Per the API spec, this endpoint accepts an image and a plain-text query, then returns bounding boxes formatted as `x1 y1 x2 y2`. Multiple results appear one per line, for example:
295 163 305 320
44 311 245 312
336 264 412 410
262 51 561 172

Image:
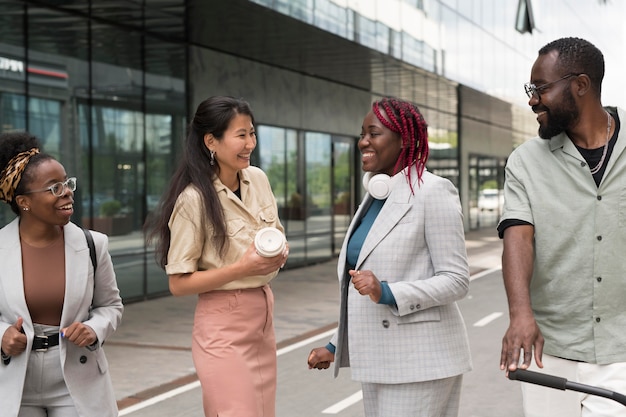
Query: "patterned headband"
0 148 40 203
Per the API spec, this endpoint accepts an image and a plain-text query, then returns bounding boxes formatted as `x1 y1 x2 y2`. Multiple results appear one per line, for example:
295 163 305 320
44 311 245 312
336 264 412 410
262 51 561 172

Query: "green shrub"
100 200 122 217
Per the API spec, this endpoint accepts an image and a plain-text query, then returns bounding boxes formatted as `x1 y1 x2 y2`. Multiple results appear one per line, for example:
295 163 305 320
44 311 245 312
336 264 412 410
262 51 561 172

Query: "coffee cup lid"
254 227 285 257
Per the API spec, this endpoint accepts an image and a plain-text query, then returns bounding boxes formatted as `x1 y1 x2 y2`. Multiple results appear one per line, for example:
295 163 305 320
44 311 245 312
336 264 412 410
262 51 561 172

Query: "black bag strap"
82 228 98 272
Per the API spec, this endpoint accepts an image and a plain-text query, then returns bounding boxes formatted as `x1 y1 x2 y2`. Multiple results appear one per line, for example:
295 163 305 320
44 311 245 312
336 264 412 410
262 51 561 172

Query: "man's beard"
537 89 579 139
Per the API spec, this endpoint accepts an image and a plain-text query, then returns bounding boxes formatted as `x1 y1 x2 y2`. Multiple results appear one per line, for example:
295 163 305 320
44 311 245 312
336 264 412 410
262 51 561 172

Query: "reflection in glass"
28 98 61 154
1 93 26 134
332 139 353 255
424 109 459 187
257 127 356 266
0 1 186 301
305 132 332 263
257 125 304 266
468 155 504 230
144 35 187 295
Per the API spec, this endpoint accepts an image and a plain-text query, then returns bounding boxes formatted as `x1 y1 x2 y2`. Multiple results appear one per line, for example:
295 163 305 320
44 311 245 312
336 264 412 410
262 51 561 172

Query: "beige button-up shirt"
165 166 284 290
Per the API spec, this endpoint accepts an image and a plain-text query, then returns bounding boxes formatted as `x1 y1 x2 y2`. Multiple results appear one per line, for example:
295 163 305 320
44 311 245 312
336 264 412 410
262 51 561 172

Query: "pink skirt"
192 285 276 417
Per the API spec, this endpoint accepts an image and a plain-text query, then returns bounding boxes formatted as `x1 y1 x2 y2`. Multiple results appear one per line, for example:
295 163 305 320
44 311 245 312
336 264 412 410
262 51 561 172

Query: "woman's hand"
307 346 334 370
349 269 382 303
1 317 27 356
61 323 98 348
239 242 289 277
169 242 290 296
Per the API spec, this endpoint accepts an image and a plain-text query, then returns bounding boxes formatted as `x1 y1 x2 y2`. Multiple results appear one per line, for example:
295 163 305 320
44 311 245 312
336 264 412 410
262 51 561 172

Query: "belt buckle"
34 335 49 352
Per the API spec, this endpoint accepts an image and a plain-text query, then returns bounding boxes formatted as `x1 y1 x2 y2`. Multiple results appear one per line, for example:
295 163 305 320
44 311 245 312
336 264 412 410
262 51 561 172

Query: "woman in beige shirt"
145 96 288 417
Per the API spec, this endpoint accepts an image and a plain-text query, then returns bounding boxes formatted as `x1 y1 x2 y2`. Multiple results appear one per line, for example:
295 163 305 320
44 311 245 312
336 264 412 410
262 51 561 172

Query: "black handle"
508 369 567 390
509 368 626 407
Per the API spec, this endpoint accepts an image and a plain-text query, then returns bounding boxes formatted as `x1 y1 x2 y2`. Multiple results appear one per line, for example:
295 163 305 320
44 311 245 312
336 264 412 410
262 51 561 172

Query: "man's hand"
500 313 544 372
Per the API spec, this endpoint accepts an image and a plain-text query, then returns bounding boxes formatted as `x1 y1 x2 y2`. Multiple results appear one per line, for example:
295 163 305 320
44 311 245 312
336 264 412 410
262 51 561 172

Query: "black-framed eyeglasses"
24 177 77 197
524 73 582 99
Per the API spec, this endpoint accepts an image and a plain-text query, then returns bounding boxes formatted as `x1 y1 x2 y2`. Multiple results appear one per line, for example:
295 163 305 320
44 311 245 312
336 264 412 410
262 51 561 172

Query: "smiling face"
529 51 580 139
359 109 402 176
206 112 256 186
16 159 74 227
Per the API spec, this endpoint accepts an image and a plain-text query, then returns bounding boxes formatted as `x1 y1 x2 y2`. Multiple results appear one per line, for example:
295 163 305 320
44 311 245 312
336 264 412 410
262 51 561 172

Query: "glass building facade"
1 0 623 301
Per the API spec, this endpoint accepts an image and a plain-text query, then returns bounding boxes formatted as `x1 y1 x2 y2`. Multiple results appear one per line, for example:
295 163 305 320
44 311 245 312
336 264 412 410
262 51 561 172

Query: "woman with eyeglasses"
0 132 123 417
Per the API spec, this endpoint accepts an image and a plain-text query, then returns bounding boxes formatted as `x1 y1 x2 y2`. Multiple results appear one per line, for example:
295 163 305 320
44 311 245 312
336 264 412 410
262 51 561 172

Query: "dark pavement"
105 227 503 412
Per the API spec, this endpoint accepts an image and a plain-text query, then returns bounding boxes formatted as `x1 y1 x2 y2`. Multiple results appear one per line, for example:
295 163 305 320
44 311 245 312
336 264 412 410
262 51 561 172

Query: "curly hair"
0 132 54 214
371 97 430 193
539 37 604 98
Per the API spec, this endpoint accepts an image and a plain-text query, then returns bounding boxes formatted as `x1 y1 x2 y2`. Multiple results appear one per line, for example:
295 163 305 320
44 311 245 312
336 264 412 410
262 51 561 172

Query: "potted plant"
333 191 351 214
88 199 132 236
285 191 305 220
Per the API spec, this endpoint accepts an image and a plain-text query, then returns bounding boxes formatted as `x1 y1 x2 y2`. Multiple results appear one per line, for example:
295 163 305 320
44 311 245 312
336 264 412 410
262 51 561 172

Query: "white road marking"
322 391 363 414
118 381 201 416
120 267 499 415
120 328 337 415
276 328 336 356
473 312 503 327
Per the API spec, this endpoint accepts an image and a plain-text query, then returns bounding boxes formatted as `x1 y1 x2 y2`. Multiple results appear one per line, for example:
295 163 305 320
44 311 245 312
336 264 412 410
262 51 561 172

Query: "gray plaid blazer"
330 168 473 383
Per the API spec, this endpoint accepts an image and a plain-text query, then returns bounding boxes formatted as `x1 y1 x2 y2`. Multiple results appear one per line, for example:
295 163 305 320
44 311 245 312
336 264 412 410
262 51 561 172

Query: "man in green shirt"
498 37 626 416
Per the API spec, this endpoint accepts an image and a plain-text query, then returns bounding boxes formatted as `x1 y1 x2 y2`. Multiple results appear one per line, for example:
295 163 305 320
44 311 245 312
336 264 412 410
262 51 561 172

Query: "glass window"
256 125 302 266
276 0 313 23
143 35 187 294
314 0 351 39
0 0 25 225
0 94 62 177
78 103 144 313
402 33 425 70
257 126 356 266
468 155 504 230
305 132 332 263
332 138 354 254
355 14 381 51
25 5 89 224
28 98 61 153
1 93 26 133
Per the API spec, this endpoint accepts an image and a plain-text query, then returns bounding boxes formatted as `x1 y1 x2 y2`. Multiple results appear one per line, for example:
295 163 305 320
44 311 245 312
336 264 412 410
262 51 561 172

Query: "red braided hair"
371 97 429 193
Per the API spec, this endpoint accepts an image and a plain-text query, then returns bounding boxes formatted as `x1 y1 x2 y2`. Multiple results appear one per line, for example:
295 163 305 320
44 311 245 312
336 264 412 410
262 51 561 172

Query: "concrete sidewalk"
106 227 503 410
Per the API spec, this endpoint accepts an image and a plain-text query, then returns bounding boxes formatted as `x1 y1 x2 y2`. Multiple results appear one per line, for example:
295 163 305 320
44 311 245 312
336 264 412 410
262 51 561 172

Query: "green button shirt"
499 107 626 364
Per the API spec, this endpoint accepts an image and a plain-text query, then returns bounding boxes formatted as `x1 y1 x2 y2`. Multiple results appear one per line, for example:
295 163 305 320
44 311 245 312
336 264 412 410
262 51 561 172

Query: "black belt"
32 334 60 352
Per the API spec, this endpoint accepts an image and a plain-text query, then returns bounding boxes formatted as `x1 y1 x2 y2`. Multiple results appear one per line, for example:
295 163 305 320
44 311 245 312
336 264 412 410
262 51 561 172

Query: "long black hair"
144 96 255 269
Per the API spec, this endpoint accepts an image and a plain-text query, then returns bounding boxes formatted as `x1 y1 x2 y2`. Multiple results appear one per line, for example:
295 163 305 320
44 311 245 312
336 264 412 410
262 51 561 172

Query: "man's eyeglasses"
524 73 581 99
24 177 77 197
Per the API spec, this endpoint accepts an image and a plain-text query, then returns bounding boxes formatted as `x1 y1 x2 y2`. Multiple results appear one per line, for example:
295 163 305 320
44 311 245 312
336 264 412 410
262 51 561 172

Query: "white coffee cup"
254 227 286 257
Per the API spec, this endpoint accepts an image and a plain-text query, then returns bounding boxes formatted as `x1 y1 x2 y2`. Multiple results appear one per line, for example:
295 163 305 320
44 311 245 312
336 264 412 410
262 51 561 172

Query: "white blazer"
330 168 473 383
0 218 123 417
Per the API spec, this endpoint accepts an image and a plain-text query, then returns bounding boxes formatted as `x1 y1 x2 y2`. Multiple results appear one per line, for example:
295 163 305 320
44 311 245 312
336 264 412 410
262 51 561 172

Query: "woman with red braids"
307 97 472 417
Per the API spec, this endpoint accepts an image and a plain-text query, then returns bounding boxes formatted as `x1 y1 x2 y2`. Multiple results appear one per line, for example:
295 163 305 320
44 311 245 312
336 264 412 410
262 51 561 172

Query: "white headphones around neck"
362 172 392 199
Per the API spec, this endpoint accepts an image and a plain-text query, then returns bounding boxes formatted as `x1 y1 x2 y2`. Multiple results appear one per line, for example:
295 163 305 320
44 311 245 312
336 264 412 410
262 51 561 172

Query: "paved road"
106 227 512 416
112 270 524 417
